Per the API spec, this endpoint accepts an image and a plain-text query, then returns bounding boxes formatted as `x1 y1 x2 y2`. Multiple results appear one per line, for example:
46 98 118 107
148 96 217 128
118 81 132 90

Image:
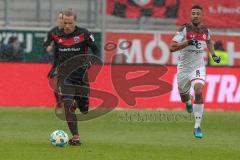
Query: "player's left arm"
43 30 54 53
206 39 215 56
85 31 100 55
85 30 100 67
206 30 221 63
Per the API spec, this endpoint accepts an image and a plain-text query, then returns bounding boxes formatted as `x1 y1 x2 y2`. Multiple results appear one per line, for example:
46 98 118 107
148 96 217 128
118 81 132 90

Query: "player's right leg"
177 73 193 113
48 67 63 110
57 76 81 146
179 92 193 113
74 72 90 114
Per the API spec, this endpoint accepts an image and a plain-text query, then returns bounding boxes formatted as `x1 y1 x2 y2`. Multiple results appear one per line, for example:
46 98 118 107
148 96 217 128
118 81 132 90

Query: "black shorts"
57 71 89 100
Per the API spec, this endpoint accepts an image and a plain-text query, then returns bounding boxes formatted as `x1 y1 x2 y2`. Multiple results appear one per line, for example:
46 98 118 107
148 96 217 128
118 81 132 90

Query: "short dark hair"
191 5 203 10
63 8 77 20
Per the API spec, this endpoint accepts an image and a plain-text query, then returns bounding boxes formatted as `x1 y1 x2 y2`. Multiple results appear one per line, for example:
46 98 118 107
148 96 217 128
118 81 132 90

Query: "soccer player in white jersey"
169 5 221 138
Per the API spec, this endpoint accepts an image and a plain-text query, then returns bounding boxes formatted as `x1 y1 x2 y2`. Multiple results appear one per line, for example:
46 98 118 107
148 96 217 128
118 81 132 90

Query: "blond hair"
63 8 77 20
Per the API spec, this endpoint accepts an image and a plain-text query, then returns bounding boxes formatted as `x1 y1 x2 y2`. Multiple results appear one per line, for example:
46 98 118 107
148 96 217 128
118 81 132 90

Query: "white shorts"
177 67 206 94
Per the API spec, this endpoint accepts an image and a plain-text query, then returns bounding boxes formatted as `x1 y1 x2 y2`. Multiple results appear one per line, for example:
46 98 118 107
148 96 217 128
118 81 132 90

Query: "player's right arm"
43 29 54 53
170 41 188 52
170 25 198 52
169 26 187 52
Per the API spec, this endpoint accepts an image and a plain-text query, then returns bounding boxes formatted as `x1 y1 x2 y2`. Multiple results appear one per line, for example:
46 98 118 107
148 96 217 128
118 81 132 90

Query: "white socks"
193 103 204 128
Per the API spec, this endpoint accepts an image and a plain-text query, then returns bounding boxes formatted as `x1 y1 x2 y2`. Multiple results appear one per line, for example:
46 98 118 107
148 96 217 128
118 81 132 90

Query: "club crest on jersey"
74 36 80 43
203 34 207 40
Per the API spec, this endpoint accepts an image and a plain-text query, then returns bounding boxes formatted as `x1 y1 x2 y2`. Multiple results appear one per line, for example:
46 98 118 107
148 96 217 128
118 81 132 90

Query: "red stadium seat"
165 0 177 7
107 0 178 19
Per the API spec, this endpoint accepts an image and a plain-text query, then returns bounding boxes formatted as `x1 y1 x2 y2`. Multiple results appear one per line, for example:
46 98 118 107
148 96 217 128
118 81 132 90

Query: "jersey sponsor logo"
59 48 81 52
185 50 204 54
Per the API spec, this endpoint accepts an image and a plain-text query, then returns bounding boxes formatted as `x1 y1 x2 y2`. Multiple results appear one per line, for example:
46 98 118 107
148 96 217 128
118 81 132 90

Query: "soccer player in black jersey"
47 9 100 146
43 11 64 109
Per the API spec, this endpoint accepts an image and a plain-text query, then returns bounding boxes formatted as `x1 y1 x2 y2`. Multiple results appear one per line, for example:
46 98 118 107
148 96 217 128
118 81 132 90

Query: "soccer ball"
49 130 69 147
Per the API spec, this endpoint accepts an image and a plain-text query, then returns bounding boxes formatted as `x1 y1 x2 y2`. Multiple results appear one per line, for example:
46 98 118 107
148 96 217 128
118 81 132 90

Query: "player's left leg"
49 76 64 114
192 80 205 139
191 67 206 138
74 72 89 114
177 72 193 113
48 67 63 109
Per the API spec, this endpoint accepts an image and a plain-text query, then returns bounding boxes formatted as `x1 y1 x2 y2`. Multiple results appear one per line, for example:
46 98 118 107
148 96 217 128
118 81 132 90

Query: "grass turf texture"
0 107 240 160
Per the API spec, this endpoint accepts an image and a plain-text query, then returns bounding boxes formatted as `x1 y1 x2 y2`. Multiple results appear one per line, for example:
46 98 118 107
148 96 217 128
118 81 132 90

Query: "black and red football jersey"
44 26 99 83
50 26 99 65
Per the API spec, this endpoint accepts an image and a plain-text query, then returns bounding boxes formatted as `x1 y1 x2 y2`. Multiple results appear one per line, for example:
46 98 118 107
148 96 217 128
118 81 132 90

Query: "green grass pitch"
0 107 240 160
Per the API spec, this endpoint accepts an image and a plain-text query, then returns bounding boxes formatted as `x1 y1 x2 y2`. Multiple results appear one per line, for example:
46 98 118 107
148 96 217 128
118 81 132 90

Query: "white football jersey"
172 23 211 73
